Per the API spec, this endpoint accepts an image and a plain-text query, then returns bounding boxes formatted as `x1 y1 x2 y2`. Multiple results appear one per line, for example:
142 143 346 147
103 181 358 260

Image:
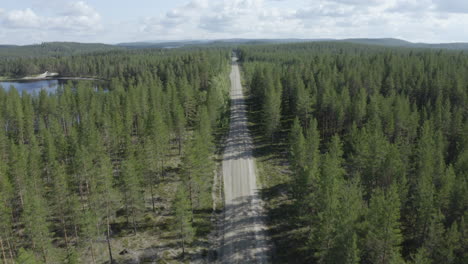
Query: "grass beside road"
241 76 312 264
79 151 214 264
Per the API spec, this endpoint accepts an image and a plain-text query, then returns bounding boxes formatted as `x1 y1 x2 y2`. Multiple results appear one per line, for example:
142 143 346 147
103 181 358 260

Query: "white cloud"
0 1 102 32
328 0 380 6
142 0 300 39
433 0 468 13
295 3 358 19
3 8 41 28
1 0 468 44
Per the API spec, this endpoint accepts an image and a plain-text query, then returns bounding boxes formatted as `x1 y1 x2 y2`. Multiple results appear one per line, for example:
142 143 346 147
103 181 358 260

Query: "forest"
238 42 467 264
0 47 231 263
0 40 467 264
0 42 122 60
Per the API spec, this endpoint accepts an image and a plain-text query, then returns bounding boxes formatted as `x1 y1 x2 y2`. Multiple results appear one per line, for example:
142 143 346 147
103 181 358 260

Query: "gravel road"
219 57 270 263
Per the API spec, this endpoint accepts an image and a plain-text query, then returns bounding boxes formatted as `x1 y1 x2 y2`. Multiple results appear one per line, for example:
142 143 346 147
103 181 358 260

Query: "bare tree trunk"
106 215 114 264
124 191 130 225
61 215 69 249
181 225 185 258
106 207 114 264
188 174 194 223
41 245 48 264
178 136 182 155
74 223 79 244
89 240 96 264
131 207 137 235
6 239 14 261
160 160 165 181
0 237 7 264
150 183 156 212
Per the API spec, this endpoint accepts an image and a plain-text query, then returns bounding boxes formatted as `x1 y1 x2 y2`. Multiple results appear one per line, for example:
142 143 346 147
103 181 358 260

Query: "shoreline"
1 76 106 82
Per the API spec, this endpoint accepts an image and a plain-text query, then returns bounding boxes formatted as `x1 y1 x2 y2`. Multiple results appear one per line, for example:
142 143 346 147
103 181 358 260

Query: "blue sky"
1 0 468 44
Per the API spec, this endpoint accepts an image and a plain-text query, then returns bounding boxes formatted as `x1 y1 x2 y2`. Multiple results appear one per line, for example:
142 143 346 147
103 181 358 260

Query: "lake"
0 79 64 94
0 79 103 95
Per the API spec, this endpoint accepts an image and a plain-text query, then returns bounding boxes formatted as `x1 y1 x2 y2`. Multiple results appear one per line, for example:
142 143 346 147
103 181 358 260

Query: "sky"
1 0 468 45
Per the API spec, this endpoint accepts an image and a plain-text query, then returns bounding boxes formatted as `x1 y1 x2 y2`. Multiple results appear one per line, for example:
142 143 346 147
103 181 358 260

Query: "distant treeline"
0 42 122 59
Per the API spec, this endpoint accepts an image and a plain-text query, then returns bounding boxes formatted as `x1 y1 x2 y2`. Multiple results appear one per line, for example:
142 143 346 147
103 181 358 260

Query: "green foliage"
16 248 41 264
173 185 195 255
240 42 468 263
0 46 229 262
365 185 403 264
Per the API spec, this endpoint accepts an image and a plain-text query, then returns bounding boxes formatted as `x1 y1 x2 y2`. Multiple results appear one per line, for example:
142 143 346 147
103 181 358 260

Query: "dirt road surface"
219 57 270 263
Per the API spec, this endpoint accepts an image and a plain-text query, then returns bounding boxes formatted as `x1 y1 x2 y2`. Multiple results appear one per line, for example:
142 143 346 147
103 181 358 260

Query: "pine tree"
88 155 118 264
289 117 306 175
0 165 14 263
120 154 144 233
295 79 312 127
332 183 362 264
16 248 40 264
458 214 468 264
311 135 346 263
262 72 282 140
289 117 310 217
173 185 195 258
144 108 169 211
305 118 321 188
365 185 403 264
352 87 367 126
8 141 28 210
436 222 460 264
50 163 74 248
412 121 439 247
181 129 214 212
21 188 52 263
172 101 186 155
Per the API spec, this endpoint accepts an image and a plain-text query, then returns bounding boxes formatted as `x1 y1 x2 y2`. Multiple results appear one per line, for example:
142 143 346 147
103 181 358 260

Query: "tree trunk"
106 215 114 264
61 215 69 249
74 223 79 244
41 244 48 264
150 183 156 212
6 239 14 261
89 240 96 264
188 174 194 223
181 225 185 258
124 192 130 225
0 237 7 264
161 160 165 181
178 137 182 155
131 207 137 235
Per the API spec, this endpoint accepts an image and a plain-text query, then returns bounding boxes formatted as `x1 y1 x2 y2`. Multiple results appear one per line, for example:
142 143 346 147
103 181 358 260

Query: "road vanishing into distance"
219 57 270 263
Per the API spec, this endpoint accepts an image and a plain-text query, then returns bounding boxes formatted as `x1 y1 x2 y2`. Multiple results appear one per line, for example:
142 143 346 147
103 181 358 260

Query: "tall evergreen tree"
262 72 282 140
120 154 144 233
173 186 195 257
365 185 403 264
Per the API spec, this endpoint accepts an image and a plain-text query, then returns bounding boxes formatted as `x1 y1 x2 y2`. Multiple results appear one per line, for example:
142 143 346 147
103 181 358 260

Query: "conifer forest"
0 42 467 264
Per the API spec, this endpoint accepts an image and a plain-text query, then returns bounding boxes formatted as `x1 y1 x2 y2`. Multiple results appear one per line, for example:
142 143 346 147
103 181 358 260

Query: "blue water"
0 80 62 95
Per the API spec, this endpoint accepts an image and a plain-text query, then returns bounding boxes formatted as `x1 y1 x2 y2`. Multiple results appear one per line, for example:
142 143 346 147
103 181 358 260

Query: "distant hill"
339 38 414 47
2 38 468 58
116 38 326 49
118 38 468 50
0 42 123 58
339 38 468 50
